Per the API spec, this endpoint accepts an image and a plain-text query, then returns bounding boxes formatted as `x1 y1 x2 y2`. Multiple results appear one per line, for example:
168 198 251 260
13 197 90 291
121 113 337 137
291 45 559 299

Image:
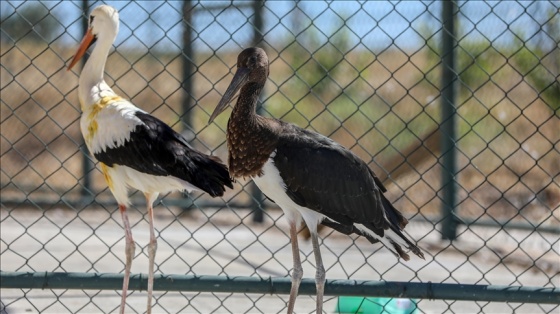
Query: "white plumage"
68 5 232 314
82 100 144 155
252 153 327 235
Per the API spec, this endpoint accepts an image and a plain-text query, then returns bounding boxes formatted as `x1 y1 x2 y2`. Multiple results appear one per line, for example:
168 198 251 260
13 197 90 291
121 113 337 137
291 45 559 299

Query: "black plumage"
274 124 423 258
209 47 423 314
274 125 387 227
95 112 232 197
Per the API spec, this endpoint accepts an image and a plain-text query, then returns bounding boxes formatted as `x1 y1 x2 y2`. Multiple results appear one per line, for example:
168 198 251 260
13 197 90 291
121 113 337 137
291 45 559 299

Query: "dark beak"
67 28 96 71
208 67 250 124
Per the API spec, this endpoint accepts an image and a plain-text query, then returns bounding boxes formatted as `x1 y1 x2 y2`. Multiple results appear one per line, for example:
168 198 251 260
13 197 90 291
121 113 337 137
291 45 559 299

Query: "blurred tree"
285 2 351 97
419 22 503 98
419 8 559 115
511 8 559 114
1 2 61 43
293 27 350 96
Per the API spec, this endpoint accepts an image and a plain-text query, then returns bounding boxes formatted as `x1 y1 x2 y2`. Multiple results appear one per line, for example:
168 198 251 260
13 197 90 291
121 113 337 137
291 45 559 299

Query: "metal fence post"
250 0 265 223
181 0 194 141
440 0 458 240
178 0 196 211
80 0 94 204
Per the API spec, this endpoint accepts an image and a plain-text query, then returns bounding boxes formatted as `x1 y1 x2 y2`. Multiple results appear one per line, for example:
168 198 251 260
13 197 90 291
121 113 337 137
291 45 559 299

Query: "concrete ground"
1 206 558 313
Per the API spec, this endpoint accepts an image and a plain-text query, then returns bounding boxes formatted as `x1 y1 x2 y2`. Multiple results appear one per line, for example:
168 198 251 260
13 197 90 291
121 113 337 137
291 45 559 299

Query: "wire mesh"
1 1 558 313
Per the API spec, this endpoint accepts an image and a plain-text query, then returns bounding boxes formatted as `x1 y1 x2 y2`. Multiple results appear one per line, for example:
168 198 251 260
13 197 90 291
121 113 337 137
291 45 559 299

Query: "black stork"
67 5 233 313
208 47 424 313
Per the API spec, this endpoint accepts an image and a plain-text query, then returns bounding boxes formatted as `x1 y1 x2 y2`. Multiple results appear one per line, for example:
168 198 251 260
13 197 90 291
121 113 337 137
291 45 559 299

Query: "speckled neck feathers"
226 83 279 178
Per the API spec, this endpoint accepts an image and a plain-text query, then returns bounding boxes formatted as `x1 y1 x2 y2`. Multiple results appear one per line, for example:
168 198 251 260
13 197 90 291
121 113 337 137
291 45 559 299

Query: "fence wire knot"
427 281 435 300
41 271 49 290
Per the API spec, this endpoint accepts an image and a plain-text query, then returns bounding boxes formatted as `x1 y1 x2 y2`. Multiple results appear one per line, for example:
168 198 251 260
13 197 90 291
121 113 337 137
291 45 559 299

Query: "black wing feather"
273 124 424 259
94 112 233 197
273 125 388 231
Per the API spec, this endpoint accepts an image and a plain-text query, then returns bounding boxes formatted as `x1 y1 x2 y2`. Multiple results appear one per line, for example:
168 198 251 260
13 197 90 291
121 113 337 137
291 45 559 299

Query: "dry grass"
1 41 558 226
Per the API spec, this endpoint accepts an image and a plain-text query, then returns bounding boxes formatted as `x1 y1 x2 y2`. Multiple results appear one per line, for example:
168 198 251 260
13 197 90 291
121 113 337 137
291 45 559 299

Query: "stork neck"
78 37 114 108
226 81 279 178
230 82 264 126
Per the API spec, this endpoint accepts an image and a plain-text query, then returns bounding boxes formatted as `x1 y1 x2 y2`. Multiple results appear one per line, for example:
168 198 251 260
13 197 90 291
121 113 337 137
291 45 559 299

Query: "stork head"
208 47 269 124
68 5 119 70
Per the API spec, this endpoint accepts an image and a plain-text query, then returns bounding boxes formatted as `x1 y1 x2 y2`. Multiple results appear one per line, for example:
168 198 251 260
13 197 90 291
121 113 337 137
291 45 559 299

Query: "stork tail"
187 154 233 197
381 195 425 260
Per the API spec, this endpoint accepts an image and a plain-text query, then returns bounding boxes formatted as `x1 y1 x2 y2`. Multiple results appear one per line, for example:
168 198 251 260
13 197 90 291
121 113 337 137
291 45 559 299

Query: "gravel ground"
1 206 558 313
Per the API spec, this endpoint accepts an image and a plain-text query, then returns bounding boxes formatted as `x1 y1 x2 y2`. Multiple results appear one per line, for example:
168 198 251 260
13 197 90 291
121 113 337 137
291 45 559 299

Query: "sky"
1 0 557 53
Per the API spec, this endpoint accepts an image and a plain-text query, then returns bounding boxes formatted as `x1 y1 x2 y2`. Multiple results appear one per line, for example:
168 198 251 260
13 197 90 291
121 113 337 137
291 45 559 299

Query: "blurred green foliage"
1 3 62 43
421 10 559 116
511 9 559 114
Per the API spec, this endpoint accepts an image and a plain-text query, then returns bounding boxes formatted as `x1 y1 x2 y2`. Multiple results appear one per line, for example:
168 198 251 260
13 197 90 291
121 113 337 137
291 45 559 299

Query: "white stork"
67 5 233 314
208 47 424 313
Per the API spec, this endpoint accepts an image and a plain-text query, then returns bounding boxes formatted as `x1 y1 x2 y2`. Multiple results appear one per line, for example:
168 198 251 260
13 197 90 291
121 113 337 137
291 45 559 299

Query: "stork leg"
310 230 325 313
119 204 135 314
287 220 303 314
145 193 158 314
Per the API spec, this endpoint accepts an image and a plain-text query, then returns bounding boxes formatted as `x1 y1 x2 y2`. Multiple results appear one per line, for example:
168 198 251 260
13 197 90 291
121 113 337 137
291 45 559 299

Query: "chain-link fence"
1 0 559 313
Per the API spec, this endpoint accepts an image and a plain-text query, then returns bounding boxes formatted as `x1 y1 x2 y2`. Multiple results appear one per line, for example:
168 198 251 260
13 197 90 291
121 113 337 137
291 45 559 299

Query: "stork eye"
248 56 257 66
89 15 95 25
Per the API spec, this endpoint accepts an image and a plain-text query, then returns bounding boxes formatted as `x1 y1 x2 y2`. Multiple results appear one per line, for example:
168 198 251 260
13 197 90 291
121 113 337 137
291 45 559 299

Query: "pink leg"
310 230 325 313
287 220 303 314
119 204 135 314
145 193 158 314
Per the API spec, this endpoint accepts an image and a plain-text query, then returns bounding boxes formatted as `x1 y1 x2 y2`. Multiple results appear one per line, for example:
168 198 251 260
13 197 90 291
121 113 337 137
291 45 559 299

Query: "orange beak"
67 28 96 71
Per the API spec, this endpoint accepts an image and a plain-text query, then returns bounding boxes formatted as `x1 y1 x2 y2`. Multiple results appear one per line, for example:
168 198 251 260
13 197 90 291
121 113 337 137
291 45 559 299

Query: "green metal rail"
1 272 558 304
